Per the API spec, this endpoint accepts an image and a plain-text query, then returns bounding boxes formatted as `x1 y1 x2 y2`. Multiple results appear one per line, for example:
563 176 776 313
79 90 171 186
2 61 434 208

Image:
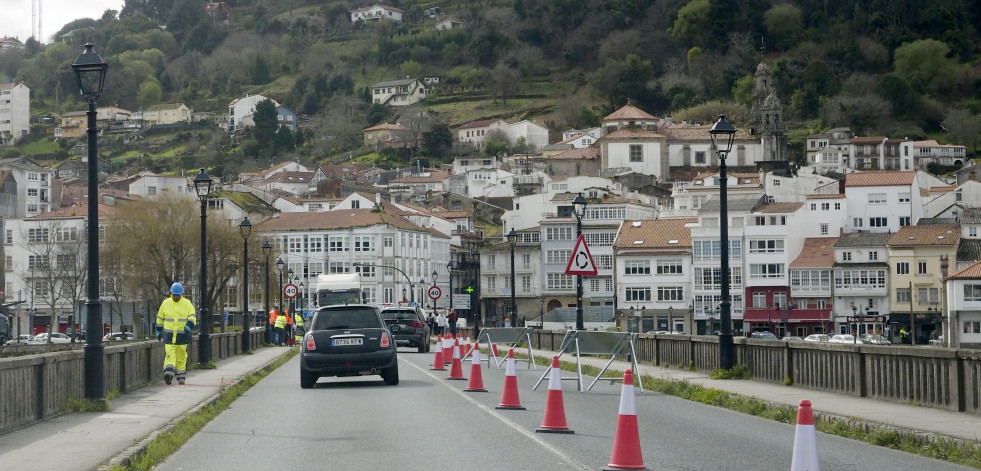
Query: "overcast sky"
2 0 124 44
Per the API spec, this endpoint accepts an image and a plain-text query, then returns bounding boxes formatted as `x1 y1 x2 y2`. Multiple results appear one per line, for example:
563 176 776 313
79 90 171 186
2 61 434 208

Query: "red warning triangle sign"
565 234 598 276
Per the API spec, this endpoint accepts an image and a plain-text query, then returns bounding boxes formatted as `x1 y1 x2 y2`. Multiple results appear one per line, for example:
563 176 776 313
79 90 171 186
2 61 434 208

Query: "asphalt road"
155 347 975 471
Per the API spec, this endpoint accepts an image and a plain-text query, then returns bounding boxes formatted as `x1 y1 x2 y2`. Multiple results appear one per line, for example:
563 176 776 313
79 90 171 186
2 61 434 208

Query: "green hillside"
0 0 979 178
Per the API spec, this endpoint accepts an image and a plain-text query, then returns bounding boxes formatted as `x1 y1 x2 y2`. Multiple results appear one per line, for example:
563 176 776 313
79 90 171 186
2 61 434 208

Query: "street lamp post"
571 193 588 330
431 270 438 310
447 261 455 311
507 229 518 328
194 168 214 365
239 217 252 352
288 268 295 315
419 279 426 308
276 257 285 321
352 262 415 304
710 114 737 369
73 42 108 403
262 241 271 344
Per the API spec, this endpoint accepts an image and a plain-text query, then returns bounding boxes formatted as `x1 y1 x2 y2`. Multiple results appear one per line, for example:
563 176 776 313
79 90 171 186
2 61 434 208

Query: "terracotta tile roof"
389 170 451 184
790 238 838 268
457 119 504 130
549 147 599 160
253 208 424 232
614 218 696 249
362 123 407 132
603 103 657 121
806 193 845 199
268 171 314 183
844 171 915 187
661 125 754 141
887 224 960 247
754 202 804 213
930 185 956 193
851 136 886 144
947 259 981 280
598 128 667 140
29 201 116 219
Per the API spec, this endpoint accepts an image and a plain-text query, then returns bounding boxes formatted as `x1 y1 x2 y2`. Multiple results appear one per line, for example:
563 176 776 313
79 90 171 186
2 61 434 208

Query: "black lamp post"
288 268 295 315
262 240 271 344
239 217 252 352
431 270 438 310
539 294 545 320
276 257 284 324
194 168 213 365
710 114 737 369
572 193 588 330
298 281 305 311
507 229 518 327
419 278 426 308
447 261 455 311
73 42 108 403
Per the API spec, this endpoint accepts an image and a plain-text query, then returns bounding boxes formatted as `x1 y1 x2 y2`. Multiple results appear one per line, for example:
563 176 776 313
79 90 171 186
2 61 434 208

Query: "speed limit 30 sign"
284 283 299 299
428 285 442 300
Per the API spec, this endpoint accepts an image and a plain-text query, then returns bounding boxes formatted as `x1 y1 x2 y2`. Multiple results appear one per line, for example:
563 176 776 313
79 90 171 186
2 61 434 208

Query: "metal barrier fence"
502 330 981 413
0 328 265 436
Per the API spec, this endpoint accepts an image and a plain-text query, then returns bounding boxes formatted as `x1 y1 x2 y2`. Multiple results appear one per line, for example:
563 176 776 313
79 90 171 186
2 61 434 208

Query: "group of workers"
154 282 305 386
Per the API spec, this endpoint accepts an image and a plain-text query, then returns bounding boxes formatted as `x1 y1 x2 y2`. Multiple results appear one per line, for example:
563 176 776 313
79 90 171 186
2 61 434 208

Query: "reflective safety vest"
274 314 287 329
293 312 304 328
268 310 278 325
286 311 293 325
156 296 197 345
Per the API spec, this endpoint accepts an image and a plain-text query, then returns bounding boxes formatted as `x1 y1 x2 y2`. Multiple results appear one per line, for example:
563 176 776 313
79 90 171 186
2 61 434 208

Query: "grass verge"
521 350 981 468
106 348 297 471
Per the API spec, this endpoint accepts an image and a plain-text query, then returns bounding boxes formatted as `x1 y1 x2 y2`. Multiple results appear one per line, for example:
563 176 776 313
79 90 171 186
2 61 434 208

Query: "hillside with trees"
0 0 978 179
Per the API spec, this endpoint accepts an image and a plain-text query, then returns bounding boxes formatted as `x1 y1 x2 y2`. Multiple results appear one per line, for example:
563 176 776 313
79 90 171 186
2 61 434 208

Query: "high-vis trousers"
164 343 189 380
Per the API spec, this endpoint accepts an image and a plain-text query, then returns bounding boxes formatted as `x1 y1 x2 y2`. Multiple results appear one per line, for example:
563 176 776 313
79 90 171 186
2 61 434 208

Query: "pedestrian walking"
155 282 197 385
274 307 287 345
436 310 447 337
293 309 305 345
427 312 436 338
448 309 459 335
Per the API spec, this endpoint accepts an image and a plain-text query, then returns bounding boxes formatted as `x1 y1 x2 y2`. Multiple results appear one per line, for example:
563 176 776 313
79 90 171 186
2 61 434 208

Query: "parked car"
782 336 804 342
31 333 72 344
750 331 778 340
380 306 431 353
4 334 34 346
828 334 858 344
803 334 830 343
860 334 891 345
103 332 136 341
299 304 398 388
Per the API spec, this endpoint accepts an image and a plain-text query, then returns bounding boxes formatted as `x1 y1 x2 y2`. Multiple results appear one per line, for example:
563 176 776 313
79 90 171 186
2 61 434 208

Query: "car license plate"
332 338 363 346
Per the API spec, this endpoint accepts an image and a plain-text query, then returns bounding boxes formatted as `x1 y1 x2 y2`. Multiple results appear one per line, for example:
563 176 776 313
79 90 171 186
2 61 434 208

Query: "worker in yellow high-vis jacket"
293 310 305 345
156 282 197 385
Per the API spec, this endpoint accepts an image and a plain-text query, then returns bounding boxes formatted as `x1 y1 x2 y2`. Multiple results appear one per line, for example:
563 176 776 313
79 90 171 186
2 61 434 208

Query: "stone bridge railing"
0 328 266 436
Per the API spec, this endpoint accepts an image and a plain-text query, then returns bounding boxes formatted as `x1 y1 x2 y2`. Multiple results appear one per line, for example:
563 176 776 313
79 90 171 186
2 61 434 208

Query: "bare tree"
487 63 520 104
20 219 86 342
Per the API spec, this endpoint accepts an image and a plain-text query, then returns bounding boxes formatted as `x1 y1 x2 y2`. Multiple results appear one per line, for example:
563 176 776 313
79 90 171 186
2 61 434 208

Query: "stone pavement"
530 346 981 445
0 346 293 471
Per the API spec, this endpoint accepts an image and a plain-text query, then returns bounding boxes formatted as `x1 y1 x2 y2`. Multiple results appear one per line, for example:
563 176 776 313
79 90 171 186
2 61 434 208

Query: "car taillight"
407 321 423 328
305 334 316 350
380 331 391 348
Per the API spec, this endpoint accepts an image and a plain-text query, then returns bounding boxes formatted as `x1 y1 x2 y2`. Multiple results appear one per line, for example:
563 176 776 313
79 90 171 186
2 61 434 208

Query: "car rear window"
381 310 418 321
313 307 381 330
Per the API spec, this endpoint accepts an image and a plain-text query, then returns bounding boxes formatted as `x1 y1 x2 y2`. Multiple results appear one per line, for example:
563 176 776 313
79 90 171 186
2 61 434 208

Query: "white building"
455 119 509 150
128 173 196 200
912 140 968 169
504 176 624 233
226 94 279 133
843 171 923 233
0 158 55 217
613 218 695 334
832 232 892 335
946 260 981 348
507 120 549 151
370 78 428 107
350 4 403 23
253 206 450 307
0 82 30 146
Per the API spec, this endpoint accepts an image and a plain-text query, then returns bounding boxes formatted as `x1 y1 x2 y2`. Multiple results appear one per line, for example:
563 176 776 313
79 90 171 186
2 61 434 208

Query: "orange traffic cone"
790 399 821 471
536 356 574 434
496 348 525 410
447 339 466 380
464 343 487 392
602 369 647 470
443 334 453 365
430 336 445 371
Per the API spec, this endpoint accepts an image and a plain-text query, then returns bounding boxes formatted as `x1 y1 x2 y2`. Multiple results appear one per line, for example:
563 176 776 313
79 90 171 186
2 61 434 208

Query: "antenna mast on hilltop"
32 0 42 41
